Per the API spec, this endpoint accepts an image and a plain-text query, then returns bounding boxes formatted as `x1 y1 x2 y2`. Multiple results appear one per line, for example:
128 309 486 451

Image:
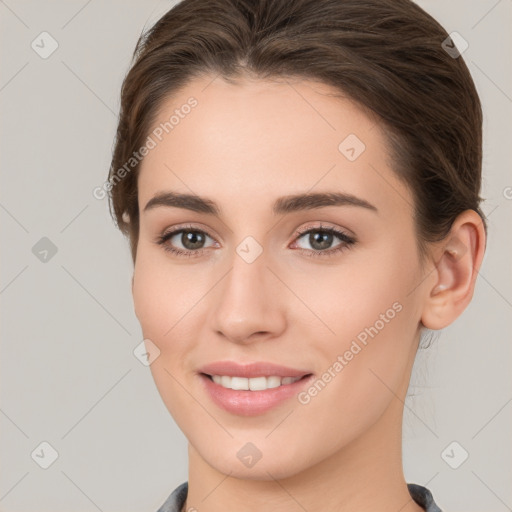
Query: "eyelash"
154 223 356 259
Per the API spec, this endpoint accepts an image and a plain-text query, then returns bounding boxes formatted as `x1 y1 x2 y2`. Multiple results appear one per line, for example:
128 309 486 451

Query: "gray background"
0 1 511 511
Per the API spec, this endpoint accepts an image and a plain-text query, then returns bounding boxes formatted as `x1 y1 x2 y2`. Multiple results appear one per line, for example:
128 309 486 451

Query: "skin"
131 75 486 512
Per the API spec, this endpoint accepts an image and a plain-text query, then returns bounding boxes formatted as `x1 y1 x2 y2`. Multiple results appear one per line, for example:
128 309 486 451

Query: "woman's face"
132 75 429 479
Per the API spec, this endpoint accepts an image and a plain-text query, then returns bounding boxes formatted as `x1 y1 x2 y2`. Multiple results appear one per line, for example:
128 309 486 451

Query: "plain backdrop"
1 1 511 511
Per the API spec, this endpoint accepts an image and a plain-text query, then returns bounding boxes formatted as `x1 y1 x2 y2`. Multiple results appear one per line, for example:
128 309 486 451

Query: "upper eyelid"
295 223 353 237
161 223 216 240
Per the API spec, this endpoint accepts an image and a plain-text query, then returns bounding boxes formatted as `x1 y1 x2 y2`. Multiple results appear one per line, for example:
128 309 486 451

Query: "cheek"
132 255 198 420
292 242 421 406
288 243 419 349
132 264 168 340
132 249 201 341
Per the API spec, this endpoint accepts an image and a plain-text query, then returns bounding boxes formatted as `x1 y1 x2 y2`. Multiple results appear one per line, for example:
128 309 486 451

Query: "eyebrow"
143 190 378 216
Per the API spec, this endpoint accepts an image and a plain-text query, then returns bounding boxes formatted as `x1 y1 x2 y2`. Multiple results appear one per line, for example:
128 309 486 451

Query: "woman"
107 0 487 510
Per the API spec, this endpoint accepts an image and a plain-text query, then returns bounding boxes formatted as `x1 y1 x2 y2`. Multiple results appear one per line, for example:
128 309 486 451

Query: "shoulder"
156 481 188 512
408 483 443 512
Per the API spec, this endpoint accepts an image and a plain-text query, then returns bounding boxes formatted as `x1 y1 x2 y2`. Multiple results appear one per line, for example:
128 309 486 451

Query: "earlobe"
421 210 486 330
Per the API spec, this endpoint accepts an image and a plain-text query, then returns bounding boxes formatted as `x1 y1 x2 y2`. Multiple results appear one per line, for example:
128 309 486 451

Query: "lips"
197 360 314 415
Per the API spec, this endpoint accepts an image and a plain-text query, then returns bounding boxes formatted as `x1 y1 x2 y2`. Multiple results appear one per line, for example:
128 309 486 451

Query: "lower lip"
199 373 314 416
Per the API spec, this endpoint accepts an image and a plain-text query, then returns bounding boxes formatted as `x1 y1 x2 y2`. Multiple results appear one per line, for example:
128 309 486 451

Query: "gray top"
156 481 442 512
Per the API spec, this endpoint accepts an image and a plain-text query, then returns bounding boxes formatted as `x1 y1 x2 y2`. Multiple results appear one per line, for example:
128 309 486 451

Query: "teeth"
210 375 302 390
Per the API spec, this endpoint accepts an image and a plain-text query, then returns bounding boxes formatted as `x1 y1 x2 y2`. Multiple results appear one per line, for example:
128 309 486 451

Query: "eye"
291 223 356 258
155 222 356 259
155 224 217 258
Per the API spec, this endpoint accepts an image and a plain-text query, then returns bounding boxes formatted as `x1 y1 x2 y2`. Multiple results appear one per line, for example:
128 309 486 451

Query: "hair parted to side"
108 0 487 265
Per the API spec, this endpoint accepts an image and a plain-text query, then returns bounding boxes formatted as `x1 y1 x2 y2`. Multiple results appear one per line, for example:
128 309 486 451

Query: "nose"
209 248 287 345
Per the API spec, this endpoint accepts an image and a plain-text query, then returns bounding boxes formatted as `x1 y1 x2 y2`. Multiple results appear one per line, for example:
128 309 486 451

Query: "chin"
196 441 310 481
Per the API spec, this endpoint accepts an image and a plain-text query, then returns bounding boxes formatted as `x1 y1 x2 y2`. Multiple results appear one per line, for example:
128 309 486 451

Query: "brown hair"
108 0 487 264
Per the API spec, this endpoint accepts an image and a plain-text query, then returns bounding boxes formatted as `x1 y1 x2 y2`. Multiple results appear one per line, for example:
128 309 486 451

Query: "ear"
421 209 486 330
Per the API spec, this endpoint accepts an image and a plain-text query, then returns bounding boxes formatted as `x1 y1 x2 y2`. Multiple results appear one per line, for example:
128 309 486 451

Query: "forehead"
137 75 412 220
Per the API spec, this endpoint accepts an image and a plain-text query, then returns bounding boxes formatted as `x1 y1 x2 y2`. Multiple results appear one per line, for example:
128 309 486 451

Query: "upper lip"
199 361 312 378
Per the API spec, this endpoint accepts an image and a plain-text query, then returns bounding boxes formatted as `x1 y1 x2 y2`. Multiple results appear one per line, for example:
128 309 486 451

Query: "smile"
206 374 305 391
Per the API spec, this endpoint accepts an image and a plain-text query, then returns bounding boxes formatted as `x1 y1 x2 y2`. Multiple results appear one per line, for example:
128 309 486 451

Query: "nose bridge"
210 240 285 343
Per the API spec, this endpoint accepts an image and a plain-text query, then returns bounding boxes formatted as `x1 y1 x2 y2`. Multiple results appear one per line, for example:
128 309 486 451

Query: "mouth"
201 372 313 391
197 360 315 415
198 371 315 416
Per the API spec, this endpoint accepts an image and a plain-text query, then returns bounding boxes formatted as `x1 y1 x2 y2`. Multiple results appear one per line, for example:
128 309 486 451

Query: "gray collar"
156 481 443 511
